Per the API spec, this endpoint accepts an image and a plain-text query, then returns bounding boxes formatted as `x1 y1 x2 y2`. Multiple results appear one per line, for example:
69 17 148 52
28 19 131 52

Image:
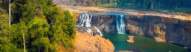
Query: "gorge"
74 12 191 51
1 0 191 52
55 5 191 51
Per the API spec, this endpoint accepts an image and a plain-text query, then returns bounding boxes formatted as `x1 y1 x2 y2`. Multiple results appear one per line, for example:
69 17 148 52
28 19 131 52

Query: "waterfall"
78 13 125 35
78 13 94 36
78 13 92 27
102 12 126 34
94 27 103 36
86 28 93 35
116 14 125 34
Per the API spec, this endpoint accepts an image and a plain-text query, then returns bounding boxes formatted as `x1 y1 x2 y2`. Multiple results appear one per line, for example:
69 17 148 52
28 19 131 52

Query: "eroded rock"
127 36 134 43
154 37 166 42
75 31 115 52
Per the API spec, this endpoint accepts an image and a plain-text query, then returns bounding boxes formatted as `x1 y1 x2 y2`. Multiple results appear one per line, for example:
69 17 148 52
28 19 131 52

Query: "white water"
78 13 92 27
86 28 93 35
116 14 125 34
78 13 125 35
78 13 94 35
94 27 103 36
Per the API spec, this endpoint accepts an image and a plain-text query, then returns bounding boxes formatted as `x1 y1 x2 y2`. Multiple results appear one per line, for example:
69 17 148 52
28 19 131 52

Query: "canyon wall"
75 14 191 50
125 15 191 50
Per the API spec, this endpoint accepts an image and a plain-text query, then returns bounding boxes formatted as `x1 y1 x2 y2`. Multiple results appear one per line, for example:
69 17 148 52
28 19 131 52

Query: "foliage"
72 0 191 10
0 0 76 52
72 11 78 17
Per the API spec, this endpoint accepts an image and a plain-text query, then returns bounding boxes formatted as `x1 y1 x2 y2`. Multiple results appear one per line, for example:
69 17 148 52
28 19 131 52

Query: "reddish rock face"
75 31 115 52
125 15 191 50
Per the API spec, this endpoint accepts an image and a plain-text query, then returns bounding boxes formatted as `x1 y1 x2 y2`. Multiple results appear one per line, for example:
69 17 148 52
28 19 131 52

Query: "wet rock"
184 47 188 49
154 37 166 42
127 36 134 43
125 15 191 49
126 24 144 36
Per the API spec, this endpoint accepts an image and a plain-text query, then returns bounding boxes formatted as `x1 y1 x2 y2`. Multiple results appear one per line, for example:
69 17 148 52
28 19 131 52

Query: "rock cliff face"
75 14 117 34
125 15 191 49
75 14 191 50
91 15 117 34
75 31 115 52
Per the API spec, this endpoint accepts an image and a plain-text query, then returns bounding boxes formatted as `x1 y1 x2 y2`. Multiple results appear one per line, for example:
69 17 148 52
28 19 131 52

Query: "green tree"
0 0 77 52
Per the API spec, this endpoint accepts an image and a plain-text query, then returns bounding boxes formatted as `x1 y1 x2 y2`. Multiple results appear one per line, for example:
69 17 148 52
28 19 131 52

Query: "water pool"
103 34 189 52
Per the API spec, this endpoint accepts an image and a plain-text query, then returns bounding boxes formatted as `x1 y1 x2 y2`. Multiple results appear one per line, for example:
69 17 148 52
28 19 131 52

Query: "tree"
0 0 77 52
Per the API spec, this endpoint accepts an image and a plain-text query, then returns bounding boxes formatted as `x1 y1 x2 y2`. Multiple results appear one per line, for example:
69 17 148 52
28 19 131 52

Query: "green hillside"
0 0 76 52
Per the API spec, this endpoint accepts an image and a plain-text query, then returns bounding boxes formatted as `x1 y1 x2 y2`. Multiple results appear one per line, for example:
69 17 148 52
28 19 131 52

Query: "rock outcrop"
125 15 191 49
75 31 115 52
154 37 166 42
127 36 134 43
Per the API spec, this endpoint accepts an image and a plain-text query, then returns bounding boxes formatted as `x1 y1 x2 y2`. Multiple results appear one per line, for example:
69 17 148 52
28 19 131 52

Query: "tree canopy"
0 0 76 52
54 0 191 10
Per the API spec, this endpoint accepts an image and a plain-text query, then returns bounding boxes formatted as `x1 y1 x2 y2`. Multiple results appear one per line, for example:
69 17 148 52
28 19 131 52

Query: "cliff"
125 15 191 49
74 13 191 50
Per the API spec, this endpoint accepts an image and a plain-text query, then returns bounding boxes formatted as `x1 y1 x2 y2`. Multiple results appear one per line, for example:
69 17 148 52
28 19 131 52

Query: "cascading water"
116 14 125 34
78 13 103 36
94 27 103 36
86 28 93 35
102 12 126 34
78 13 92 27
78 13 125 35
78 13 93 35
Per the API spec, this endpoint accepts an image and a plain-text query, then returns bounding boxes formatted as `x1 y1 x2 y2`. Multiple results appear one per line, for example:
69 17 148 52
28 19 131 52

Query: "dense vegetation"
0 0 76 52
54 0 191 11
75 0 191 9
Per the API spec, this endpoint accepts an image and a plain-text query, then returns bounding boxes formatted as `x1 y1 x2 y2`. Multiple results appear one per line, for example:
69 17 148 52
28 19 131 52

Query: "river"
103 34 189 52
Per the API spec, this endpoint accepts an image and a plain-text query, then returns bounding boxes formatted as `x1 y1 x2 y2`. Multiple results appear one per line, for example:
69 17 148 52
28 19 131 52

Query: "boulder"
127 36 134 43
154 37 166 42
75 31 115 52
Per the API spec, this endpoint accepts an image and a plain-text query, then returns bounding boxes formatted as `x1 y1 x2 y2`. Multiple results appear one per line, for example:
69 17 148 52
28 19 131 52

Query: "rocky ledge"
74 31 115 52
